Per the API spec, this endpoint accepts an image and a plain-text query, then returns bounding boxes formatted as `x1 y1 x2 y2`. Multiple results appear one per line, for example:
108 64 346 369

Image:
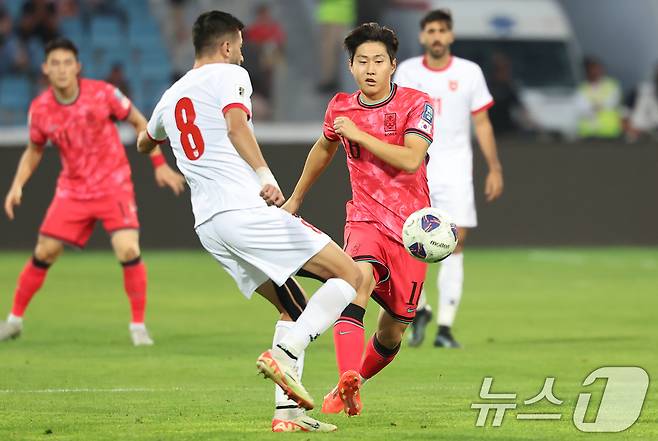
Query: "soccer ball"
402 208 458 263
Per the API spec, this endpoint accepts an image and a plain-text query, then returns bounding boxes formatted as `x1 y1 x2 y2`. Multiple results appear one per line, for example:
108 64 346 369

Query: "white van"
433 0 582 138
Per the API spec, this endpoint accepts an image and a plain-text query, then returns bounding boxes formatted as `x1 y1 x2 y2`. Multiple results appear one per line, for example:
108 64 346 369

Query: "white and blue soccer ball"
402 208 458 263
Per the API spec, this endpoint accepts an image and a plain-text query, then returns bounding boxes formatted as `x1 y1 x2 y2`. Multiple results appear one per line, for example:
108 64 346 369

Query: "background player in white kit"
395 9 504 348
136 11 363 432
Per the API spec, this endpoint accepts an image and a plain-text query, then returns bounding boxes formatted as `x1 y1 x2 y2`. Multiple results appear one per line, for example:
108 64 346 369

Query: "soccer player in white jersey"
394 9 504 348
136 11 363 432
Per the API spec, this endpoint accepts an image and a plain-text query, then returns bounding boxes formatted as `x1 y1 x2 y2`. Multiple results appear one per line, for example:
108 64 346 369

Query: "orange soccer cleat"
322 370 363 416
321 385 344 414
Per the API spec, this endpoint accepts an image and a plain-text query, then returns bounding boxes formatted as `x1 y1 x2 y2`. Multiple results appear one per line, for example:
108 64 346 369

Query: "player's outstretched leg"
268 280 336 432
322 261 376 415
407 291 432 347
257 242 362 410
434 252 464 349
111 230 153 346
1 236 63 342
347 311 406 414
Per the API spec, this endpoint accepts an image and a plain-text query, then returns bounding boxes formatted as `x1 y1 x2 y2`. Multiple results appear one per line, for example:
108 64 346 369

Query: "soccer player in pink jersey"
282 23 434 416
1 38 185 346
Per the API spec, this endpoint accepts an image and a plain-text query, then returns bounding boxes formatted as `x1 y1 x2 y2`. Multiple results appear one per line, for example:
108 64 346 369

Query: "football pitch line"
0 387 186 394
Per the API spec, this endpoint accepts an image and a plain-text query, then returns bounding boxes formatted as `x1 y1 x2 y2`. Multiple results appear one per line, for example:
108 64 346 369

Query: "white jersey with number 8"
147 63 266 227
146 63 331 297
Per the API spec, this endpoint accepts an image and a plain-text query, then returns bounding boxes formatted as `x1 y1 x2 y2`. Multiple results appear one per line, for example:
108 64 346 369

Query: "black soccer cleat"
407 306 432 347
433 326 461 349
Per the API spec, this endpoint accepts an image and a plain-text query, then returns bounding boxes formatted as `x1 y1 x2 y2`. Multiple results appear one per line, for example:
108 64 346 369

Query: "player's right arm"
281 135 340 215
224 107 284 207
4 140 44 220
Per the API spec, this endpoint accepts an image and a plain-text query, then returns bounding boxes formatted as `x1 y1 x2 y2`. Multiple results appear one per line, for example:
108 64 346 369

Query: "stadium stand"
0 0 172 124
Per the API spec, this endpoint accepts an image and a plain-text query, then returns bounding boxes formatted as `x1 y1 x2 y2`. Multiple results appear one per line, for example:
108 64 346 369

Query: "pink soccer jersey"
28 78 133 200
323 83 434 244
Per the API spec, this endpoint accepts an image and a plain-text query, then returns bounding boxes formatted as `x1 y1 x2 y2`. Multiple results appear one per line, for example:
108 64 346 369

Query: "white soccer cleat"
272 413 337 432
130 323 154 346
0 320 22 341
256 349 315 410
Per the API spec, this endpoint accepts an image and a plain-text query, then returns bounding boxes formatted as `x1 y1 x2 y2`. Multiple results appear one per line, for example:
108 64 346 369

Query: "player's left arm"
472 110 503 202
128 107 185 196
333 117 430 173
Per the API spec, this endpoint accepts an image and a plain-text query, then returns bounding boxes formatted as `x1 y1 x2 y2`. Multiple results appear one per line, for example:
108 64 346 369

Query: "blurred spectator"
575 57 622 139
243 3 285 120
626 63 658 141
58 0 80 18
316 0 355 93
487 53 528 135
0 7 30 76
105 62 131 97
381 0 426 61
17 0 59 45
167 0 193 81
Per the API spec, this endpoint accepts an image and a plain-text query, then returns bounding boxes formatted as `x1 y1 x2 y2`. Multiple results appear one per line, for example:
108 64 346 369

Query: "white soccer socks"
277 278 356 358
272 320 306 415
437 252 464 327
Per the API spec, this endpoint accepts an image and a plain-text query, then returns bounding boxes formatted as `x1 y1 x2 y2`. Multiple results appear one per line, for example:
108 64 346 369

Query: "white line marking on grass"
0 387 184 394
527 250 587 265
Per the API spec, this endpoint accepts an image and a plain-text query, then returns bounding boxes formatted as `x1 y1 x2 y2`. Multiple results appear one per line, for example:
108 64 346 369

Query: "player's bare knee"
376 329 403 349
34 238 63 264
117 244 141 263
345 264 363 292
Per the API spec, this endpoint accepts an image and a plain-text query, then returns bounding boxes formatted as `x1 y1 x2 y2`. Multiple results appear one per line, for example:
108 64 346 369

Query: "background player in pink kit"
1 38 185 346
283 23 434 416
395 9 504 349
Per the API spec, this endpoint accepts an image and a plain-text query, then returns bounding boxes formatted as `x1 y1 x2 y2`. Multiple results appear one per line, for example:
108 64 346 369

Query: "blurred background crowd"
1 0 658 143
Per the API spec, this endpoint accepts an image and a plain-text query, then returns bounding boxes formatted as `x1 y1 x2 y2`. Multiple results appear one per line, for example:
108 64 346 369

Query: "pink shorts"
40 192 139 247
344 222 428 323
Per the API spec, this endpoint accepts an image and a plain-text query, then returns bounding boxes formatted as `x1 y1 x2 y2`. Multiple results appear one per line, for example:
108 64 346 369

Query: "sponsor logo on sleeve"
421 103 433 124
417 103 433 132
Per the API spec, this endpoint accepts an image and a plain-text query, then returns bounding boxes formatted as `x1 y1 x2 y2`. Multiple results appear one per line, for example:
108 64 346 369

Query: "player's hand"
4 186 22 220
260 184 285 207
154 164 186 196
485 169 504 202
333 117 361 142
281 196 301 215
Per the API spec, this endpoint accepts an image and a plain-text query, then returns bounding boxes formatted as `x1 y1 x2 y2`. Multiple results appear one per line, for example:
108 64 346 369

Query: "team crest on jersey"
238 86 245 97
384 113 397 134
449 80 459 91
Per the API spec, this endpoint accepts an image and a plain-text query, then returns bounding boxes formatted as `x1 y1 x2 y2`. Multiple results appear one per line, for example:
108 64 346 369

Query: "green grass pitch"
0 248 656 440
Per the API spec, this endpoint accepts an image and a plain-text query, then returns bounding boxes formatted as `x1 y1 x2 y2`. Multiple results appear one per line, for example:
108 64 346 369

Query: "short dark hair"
193 10 244 57
344 22 398 64
583 56 602 69
420 9 453 30
44 38 79 59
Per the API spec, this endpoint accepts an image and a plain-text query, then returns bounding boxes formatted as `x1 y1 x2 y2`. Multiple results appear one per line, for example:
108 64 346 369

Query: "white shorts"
427 147 476 228
195 206 331 298
429 181 477 228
